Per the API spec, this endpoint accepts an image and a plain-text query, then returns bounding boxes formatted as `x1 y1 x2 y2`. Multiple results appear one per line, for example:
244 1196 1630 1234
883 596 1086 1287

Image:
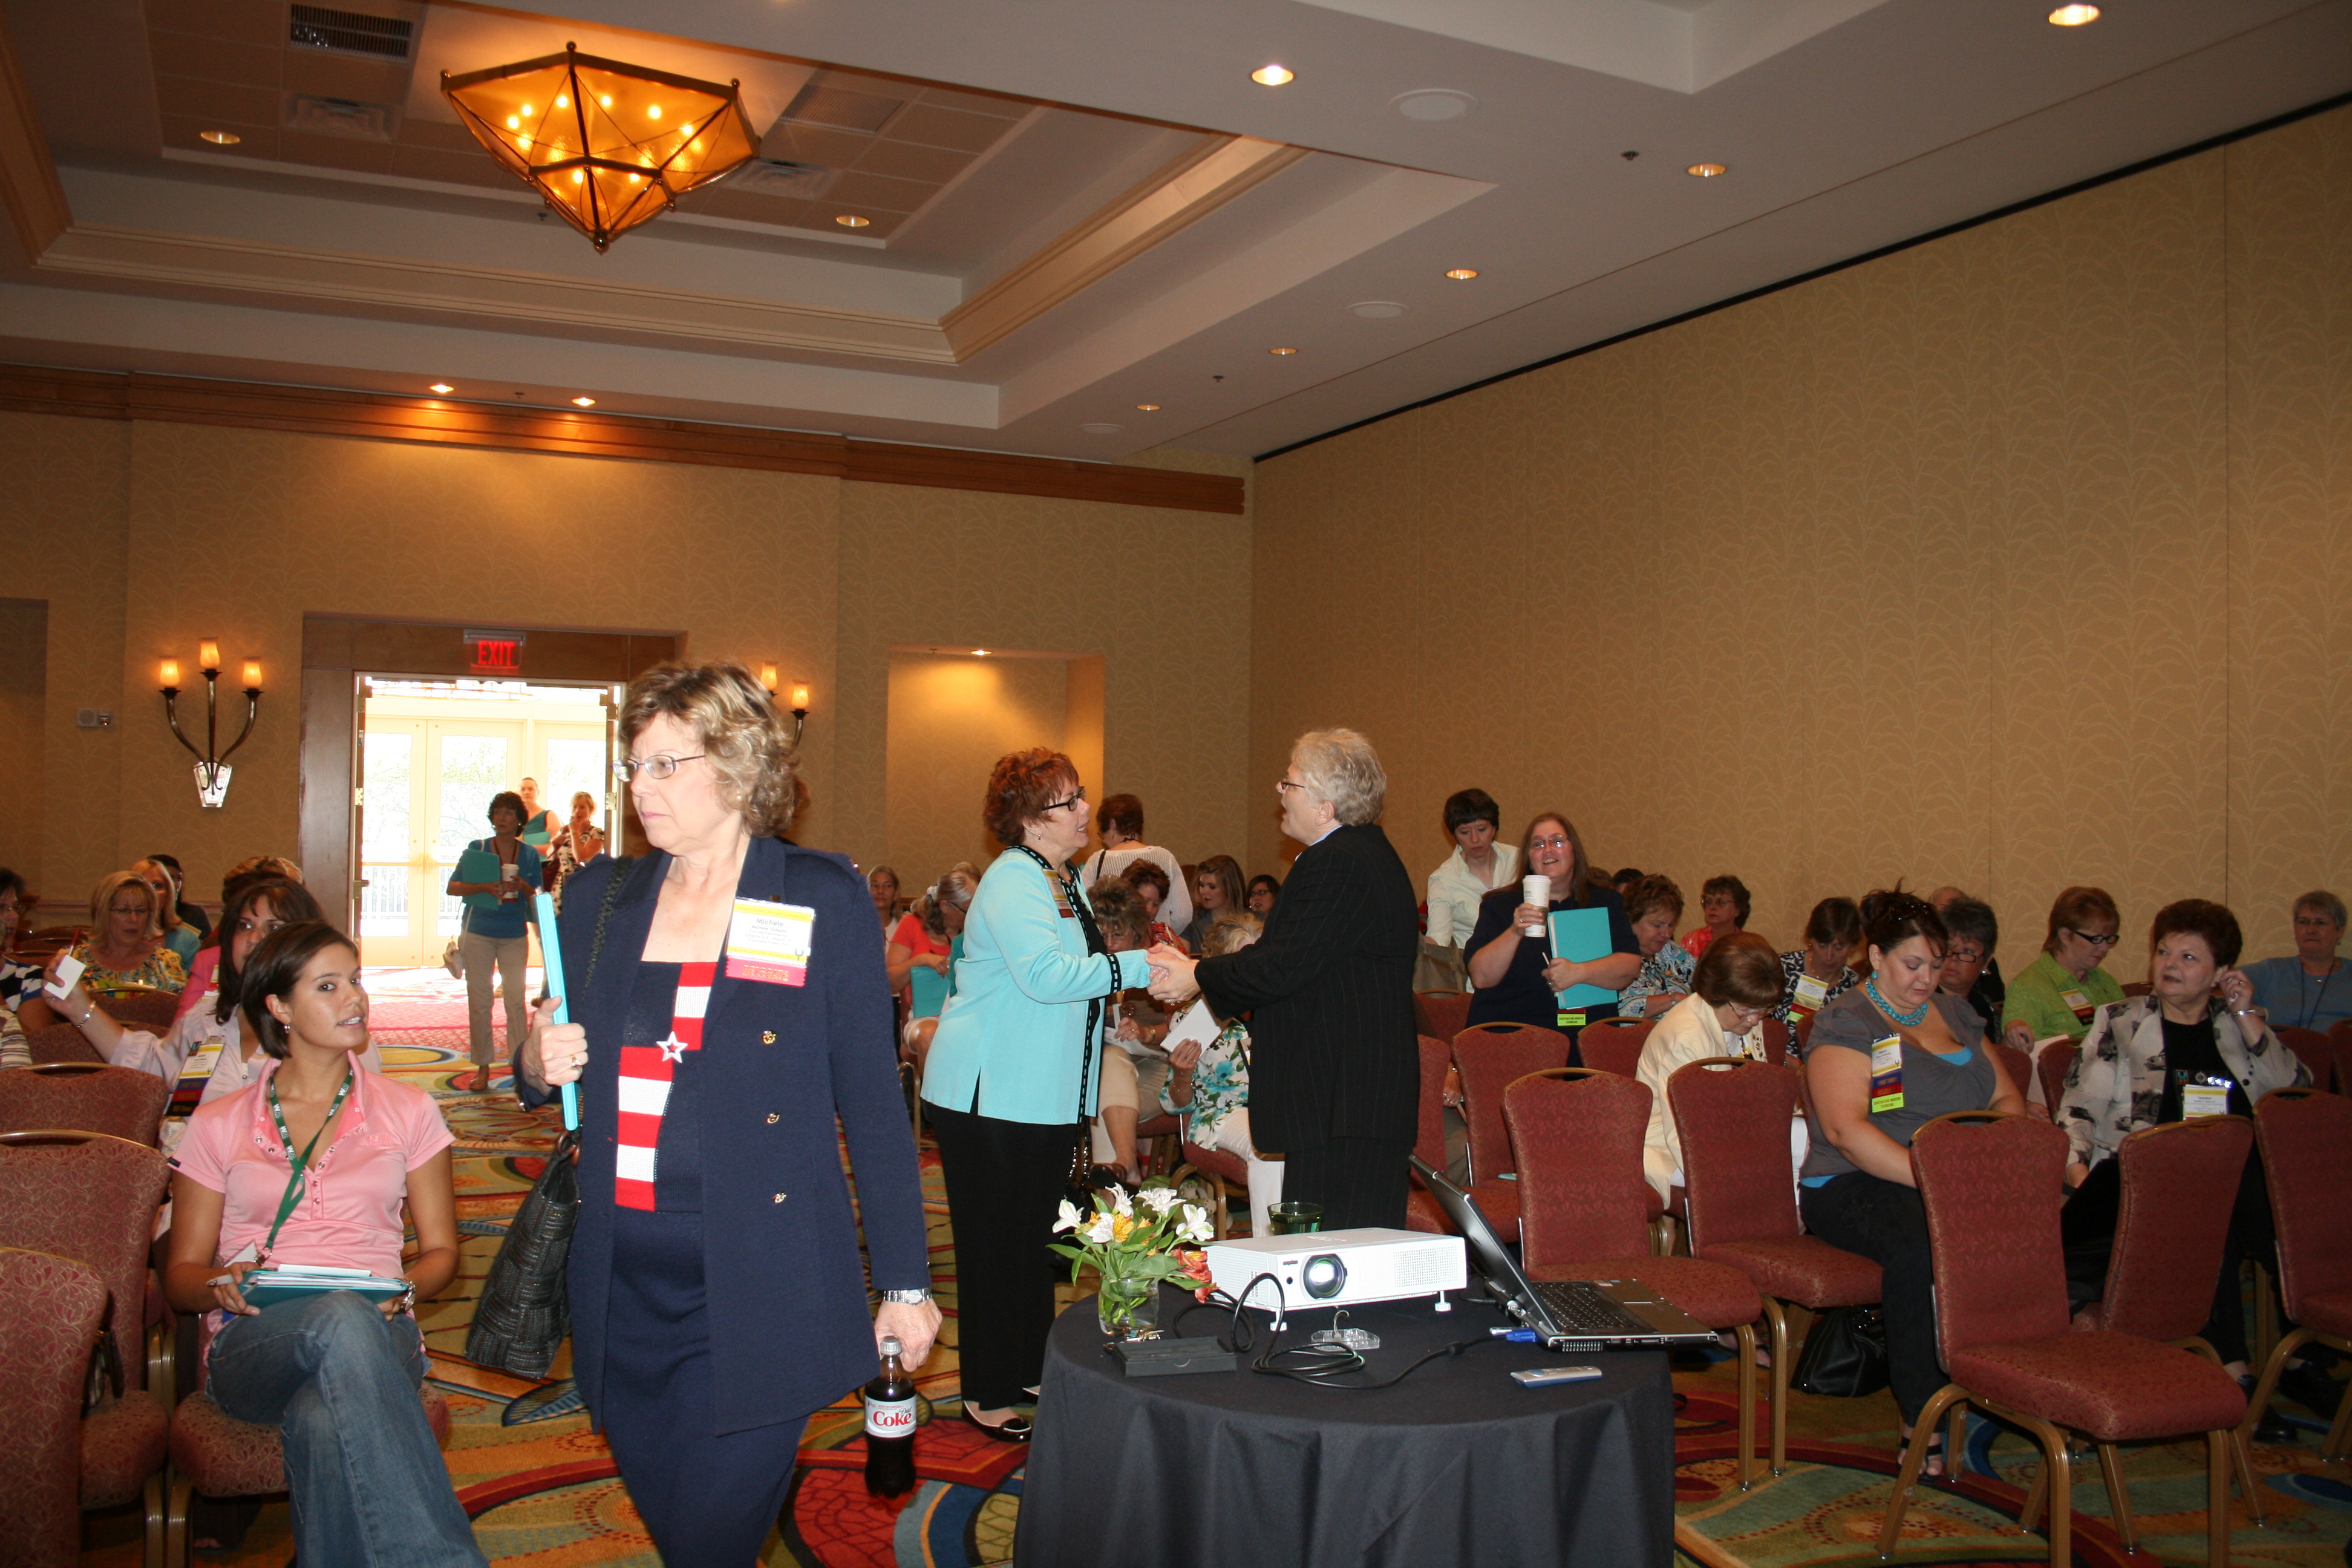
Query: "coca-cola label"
864 1396 916 1439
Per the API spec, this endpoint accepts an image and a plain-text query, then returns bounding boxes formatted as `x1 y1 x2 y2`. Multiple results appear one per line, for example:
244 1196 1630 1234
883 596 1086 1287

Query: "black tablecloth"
1013 1289 1674 1568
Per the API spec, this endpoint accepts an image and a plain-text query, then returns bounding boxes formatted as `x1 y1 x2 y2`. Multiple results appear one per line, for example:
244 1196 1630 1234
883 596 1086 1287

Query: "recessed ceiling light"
571 396 596 407
1251 64 1295 86
1348 301 1407 319
1687 162 1728 178
2048 4 2099 22
429 383 453 394
1393 90 1475 122
1269 346 1298 356
1135 402 1161 411
199 129 241 146
1079 421 1123 434
1444 267 1479 281
835 214 871 228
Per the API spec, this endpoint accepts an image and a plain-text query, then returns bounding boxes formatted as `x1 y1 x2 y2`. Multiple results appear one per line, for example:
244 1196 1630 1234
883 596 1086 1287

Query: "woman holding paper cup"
445 791 543 1093
515 661 934 1561
1463 812 1641 1047
165 920 483 1567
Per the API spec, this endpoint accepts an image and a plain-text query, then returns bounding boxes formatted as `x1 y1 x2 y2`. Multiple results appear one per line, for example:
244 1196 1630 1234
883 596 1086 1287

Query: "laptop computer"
1410 1157 1720 1353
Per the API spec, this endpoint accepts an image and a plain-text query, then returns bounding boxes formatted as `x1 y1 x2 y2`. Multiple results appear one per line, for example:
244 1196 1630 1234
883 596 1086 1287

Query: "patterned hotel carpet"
85 968 2352 1566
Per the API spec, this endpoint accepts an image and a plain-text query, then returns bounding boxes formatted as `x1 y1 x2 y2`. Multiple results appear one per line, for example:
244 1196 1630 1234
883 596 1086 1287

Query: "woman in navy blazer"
921 748 1150 1440
521 663 933 1564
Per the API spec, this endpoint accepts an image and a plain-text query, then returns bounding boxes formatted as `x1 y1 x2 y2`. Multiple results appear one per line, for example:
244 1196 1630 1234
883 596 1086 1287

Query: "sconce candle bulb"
158 659 180 688
242 661 264 690
759 664 779 693
198 639 221 673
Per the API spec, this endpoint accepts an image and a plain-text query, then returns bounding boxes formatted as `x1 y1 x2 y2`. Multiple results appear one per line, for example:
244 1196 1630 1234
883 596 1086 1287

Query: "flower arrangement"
1051 1183 1216 1338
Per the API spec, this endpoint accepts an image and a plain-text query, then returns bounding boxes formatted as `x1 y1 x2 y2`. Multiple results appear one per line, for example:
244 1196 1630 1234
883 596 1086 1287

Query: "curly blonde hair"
619 661 799 837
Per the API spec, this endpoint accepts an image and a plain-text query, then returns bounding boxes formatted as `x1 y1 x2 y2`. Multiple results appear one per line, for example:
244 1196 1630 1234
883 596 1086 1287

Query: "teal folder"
909 964 951 1020
454 847 506 911
1547 906 1620 1011
238 1267 407 1312
520 829 551 847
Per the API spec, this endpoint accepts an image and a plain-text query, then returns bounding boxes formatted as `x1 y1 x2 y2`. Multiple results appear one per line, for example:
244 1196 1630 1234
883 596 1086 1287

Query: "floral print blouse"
68 940 188 995
1161 1018 1252 1148
1619 941 1697 1020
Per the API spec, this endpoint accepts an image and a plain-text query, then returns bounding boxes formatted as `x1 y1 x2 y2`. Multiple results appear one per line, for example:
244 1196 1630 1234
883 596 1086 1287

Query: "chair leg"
2096 1441 2138 1553
165 1472 191 1568
143 1469 165 1568
1733 1322 1757 1491
2041 1425 2074 1568
2178 1336 2266 1525
1763 1299 1791 1475
1944 1399 1967 1482
2238 1327 2314 1447
2252 1261 2278 1373
1875 1384 1964 1560
2208 1428 2232 1568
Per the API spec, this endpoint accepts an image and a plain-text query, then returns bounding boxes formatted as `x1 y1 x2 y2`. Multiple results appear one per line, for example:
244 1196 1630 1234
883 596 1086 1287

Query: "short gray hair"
1290 728 1386 826
2295 889 2348 930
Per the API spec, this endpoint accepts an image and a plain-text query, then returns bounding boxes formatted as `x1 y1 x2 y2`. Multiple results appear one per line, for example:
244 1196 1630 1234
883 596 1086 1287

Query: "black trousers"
1801 1172 1942 1424
1280 1135 1413 1231
929 1102 1082 1410
2061 1141 2276 1364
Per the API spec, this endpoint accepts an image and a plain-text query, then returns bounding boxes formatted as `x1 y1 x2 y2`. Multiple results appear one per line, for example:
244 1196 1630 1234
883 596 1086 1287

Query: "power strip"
1107 1336 1241 1377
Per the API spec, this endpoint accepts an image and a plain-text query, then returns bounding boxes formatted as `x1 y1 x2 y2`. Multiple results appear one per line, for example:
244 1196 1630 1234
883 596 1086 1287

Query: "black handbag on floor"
465 860 627 1378
1791 1304 1890 1399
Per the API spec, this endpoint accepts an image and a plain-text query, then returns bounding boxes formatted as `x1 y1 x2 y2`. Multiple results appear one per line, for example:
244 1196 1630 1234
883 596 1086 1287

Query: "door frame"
299 614 679 934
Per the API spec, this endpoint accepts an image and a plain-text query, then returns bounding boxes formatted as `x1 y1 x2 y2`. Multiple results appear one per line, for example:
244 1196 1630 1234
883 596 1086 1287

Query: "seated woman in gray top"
1800 887 2025 1478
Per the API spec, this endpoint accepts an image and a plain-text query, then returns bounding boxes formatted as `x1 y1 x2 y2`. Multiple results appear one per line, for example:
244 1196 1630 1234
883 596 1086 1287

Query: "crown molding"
0 15 68 263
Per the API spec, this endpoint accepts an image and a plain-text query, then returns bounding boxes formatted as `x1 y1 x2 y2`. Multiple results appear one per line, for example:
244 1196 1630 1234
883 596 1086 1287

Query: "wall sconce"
160 642 261 808
788 681 810 746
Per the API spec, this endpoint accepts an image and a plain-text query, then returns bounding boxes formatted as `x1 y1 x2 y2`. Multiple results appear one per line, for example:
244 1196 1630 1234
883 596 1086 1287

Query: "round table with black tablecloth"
1013 1289 1675 1568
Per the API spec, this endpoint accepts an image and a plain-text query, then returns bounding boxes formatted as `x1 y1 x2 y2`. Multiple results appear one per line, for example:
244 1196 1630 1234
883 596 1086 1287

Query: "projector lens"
1302 1254 1347 1299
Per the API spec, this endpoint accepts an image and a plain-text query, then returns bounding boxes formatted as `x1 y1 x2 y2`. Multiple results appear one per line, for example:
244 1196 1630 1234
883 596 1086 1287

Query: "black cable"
1177 1273 1499 1390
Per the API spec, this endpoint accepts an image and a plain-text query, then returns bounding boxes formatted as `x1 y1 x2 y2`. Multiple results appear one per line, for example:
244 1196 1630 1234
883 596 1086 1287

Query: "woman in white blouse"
1636 932 1788 1204
1423 789 1517 991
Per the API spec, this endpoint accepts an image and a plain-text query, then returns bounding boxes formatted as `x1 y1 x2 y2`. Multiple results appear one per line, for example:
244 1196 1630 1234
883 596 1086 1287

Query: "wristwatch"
879 1288 933 1305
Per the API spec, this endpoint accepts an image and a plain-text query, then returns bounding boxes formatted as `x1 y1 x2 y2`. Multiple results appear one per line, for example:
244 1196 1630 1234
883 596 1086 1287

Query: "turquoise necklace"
1866 976 1930 1028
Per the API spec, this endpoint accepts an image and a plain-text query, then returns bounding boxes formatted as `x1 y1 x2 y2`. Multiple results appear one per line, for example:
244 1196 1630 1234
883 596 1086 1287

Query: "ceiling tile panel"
276 129 399 174
153 75 279 127
824 170 939 212
886 105 1010 154
850 139 973 185
281 53 413 104
145 0 282 50
763 124 872 168
915 85 1028 119
144 34 278 90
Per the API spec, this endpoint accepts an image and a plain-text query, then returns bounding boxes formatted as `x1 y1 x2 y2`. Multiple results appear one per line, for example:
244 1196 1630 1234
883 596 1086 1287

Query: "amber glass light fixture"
443 43 759 251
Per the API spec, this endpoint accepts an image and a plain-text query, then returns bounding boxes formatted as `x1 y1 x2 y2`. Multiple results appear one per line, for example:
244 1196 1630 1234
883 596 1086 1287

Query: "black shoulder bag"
465 858 630 1378
1789 1303 1890 1399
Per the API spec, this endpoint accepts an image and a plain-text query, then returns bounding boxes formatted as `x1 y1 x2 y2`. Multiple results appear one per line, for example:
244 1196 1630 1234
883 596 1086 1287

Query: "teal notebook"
520 829 551 847
908 964 951 1020
1547 906 1619 1011
238 1264 406 1312
454 847 506 911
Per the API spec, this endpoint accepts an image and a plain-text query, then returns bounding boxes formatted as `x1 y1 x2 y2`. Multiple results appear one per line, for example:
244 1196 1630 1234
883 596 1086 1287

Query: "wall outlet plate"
76 708 114 728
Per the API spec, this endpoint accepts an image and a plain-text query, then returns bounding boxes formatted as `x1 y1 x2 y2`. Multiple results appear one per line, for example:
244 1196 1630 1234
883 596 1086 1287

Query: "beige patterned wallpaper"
1253 103 2350 977
883 652 1074 889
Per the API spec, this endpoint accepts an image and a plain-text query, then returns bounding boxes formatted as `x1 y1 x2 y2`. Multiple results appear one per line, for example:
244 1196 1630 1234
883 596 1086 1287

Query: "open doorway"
355 678 618 967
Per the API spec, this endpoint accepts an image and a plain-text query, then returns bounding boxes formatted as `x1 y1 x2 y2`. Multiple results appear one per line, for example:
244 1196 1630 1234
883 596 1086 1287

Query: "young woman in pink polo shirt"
165 921 483 1567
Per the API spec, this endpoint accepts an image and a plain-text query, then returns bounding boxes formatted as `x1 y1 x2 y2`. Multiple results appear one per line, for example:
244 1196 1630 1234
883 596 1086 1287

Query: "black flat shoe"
962 1406 1033 1443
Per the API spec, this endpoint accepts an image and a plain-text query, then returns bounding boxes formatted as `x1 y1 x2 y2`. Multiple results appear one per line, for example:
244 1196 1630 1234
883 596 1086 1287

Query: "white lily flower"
1111 1187 1135 1218
1140 1187 1180 1214
1083 1214 1117 1244
1054 1198 1082 1233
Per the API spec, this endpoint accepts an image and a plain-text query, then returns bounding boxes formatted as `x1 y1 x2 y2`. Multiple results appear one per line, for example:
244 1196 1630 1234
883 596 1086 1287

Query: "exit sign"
463 628 528 675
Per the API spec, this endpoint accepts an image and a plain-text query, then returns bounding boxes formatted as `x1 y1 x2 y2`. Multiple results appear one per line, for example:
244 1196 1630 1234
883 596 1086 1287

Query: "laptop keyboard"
1532 1280 1656 1337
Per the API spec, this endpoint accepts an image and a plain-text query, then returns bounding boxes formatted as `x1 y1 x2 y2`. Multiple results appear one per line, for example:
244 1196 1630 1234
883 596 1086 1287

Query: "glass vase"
1097 1270 1160 1339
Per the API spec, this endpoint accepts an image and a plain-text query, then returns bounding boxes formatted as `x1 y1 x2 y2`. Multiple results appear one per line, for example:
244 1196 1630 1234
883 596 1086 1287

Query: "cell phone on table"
1511 1365 1603 1387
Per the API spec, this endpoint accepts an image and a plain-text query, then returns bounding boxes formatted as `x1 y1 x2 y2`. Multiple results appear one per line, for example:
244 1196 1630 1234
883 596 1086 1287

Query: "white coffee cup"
1520 874 1550 937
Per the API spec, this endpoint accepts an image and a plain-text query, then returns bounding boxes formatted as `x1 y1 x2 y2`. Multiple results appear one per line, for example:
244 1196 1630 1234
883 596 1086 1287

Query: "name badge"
725 898 815 985
2060 988 2094 1023
1557 1011 1586 1029
1869 1034 1906 1113
2181 1076 2232 1119
1792 973 1831 1012
169 1034 227 1114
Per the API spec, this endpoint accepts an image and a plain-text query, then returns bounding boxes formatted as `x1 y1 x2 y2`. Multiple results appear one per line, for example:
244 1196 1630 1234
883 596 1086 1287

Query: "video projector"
1201 1228 1466 1311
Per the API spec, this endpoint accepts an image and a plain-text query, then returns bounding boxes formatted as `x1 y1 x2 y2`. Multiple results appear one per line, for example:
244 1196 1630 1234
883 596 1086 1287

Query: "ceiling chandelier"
443 43 759 251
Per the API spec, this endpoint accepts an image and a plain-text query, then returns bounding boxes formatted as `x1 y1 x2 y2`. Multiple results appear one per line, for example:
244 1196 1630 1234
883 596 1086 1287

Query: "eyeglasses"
615 753 705 783
1529 835 1571 852
1276 779 1305 794
2065 928 2122 948
1042 786 1088 814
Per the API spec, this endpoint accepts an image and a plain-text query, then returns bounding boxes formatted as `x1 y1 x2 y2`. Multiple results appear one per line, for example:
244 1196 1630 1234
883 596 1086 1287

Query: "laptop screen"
1409 1157 1540 1306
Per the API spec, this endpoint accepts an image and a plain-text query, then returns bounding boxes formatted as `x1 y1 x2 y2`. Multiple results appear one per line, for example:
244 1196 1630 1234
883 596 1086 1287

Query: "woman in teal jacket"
922 748 1149 1440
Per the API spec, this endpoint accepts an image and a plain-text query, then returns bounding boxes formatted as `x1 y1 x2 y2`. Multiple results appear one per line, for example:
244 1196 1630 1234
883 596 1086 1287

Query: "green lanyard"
263 1068 353 1256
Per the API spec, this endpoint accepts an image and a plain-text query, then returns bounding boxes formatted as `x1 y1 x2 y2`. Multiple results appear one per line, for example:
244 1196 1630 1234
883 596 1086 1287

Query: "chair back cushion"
2276 1028 2337 1094
1912 1112 2071 1361
1416 991 1471 1042
1452 1024 1569 1181
1668 1056 1800 1250
1987 1040 2033 1103
0 1063 169 1145
1414 1035 1452 1171
2328 1020 2352 1094
2092 1116 2255 1339
0 1138 171 1388
0 1246 107 1563
1759 1019 1789 1067
2255 1088 2352 1316
2035 1041 2077 1116
22 1025 102 1066
1504 1069 1652 1267
1576 1020 1653 1077
97 992 181 1032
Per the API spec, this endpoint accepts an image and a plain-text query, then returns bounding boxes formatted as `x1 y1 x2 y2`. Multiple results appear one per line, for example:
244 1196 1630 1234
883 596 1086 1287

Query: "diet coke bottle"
863 1335 918 1498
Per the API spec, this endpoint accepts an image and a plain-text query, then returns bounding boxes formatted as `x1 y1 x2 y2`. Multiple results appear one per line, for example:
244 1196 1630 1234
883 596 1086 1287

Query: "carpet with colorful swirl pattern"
82 967 2352 1566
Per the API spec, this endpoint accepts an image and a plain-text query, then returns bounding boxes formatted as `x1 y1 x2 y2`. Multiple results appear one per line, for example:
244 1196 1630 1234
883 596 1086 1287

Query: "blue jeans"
207 1291 487 1568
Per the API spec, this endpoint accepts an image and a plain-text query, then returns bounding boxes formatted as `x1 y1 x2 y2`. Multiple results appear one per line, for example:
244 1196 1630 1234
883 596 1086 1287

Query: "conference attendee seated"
1636 932 1783 1205
1935 897 2003 1040
1161 915 1282 1232
1800 889 2024 1477
1122 860 1180 947
1465 812 1639 1046
1777 897 1863 1036
133 856 203 967
886 871 956 998
74 869 189 995
1245 874 1279 916
1929 885 2004 1023
2243 889 2352 1034
897 864 978 1076
867 864 901 936
165 921 483 1567
1612 866 1645 898
1087 877 1161 1184
2056 900 2307 1396
1617 875 1695 1019
147 851 214 943
1681 874 1753 958
1080 792 1192 938
1181 854 1249 955
2003 885 2125 1053
0 866 36 1014
1423 788 1519 993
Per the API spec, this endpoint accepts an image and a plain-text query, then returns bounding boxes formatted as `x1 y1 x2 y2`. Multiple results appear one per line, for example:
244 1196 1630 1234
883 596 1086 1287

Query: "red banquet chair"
1668 1054 1880 1474
1405 1034 1455 1235
0 1131 174 1409
0 1063 171 1146
1450 1023 1570 1241
23 1022 102 1065
1505 1067 1768 1489
97 990 181 1033
1883 1111 2244 1568
2275 1028 2337 1096
2036 1041 2077 1119
1988 1040 2037 1116
1416 990 1471 1043
1575 1018 1653 1079
2239 1088 2352 1462
2327 1021 2352 1093
2071 1116 2266 1538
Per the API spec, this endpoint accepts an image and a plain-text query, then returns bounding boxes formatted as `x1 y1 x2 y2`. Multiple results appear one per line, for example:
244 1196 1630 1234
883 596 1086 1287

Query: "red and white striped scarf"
614 961 716 1210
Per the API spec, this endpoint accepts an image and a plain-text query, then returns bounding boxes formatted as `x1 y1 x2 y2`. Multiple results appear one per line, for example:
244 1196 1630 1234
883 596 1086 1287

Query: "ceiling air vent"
780 82 904 135
288 5 414 62
729 159 836 200
285 95 399 141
